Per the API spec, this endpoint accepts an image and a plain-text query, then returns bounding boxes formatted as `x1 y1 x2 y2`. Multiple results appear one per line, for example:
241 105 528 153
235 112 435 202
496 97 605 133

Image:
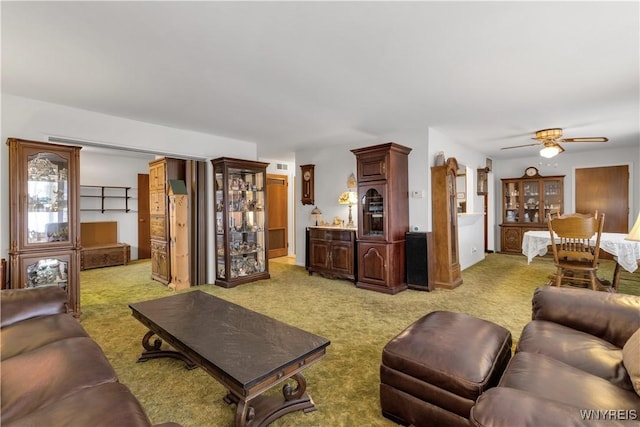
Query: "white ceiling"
2 1 638 161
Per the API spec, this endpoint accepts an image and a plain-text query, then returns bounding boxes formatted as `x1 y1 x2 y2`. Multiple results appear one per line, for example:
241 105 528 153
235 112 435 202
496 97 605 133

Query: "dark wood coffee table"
129 291 330 426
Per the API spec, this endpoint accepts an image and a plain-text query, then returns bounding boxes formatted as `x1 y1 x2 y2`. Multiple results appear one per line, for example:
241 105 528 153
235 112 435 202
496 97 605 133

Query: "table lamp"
626 211 640 241
310 206 322 226
338 191 358 228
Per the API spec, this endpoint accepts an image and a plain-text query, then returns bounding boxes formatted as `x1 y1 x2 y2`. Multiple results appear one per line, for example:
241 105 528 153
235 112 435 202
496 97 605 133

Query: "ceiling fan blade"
560 137 608 143
501 142 541 150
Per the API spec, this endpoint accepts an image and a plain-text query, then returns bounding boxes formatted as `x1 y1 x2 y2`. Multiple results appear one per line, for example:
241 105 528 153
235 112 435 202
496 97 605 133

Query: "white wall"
1 94 258 283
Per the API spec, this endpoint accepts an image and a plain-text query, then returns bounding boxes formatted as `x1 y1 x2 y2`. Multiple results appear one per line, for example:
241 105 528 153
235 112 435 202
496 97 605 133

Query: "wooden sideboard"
306 227 356 282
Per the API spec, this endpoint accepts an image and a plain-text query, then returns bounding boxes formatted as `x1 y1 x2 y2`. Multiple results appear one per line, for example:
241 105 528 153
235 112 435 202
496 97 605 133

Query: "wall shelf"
80 185 132 213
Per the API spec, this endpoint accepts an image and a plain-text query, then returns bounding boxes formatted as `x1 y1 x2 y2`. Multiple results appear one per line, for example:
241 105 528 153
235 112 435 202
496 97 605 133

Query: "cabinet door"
18 147 77 250
149 215 167 240
359 182 387 240
149 161 165 191
501 227 523 253
358 242 389 287
356 152 387 181
309 240 331 270
330 241 353 275
542 179 563 222
151 240 169 283
149 189 165 216
15 250 79 315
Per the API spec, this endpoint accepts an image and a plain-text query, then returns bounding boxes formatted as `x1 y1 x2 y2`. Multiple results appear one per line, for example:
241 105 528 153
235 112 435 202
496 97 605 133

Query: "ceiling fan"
501 128 608 158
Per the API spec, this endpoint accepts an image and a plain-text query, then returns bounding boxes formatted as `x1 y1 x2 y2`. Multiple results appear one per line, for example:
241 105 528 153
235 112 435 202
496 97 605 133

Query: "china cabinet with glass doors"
7 138 82 316
500 169 565 253
212 157 270 288
351 143 411 294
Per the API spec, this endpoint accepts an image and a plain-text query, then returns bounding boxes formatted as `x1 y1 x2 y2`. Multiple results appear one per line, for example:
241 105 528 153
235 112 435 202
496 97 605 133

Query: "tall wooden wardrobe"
351 143 411 294
149 157 185 285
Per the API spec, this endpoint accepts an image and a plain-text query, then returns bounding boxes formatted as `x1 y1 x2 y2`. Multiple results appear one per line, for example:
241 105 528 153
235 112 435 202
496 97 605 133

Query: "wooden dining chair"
547 212 605 291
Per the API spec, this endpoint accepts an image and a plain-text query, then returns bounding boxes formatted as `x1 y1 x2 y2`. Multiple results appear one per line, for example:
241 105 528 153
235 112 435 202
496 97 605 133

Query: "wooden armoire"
149 157 185 285
351 143 411 294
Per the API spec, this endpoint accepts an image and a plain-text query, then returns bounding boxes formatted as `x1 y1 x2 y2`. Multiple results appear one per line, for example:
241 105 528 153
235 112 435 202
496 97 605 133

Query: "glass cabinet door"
226 167 266 279
543 179 562 222
522 180 541 224
503 181 520 223
361 186 385 238
26 151 70 245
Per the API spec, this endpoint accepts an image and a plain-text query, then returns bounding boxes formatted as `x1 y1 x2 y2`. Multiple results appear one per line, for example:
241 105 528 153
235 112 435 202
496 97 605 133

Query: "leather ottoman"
380 311 512 426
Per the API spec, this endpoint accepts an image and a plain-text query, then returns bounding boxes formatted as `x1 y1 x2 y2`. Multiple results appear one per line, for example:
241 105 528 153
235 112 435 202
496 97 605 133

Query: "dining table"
522 230 640 273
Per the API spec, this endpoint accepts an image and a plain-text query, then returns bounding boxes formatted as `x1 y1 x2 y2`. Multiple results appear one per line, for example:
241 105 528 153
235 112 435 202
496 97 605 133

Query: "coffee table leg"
137 330 197 370
226 373 317 427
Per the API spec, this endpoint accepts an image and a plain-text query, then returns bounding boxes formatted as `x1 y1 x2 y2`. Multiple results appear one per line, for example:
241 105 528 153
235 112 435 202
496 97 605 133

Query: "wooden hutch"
149 157 186 284
351 143 411 294
500 167 564 253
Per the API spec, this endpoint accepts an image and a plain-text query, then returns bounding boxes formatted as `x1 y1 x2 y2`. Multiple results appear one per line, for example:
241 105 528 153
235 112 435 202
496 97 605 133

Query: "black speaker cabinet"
405 232 434 291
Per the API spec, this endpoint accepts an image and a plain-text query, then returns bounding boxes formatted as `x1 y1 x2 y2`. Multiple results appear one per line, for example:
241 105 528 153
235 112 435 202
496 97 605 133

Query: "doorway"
137 174 151 259
267 174 289 259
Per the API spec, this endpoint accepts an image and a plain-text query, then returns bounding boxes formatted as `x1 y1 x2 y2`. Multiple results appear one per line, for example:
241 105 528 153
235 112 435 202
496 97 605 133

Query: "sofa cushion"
2 382 154 427
622 328 640 396
1 336 118 424
1 313 89 360
471 387 634 427
517 320 632 390
0 287 68 328
499 352 639 411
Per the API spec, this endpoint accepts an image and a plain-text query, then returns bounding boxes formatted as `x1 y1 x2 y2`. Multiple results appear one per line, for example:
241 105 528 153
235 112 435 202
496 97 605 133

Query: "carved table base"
224 373 316 427
136 330 197 370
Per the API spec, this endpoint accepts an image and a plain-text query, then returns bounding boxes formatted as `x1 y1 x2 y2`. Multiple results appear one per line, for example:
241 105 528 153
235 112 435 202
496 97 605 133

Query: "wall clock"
300 164 315 205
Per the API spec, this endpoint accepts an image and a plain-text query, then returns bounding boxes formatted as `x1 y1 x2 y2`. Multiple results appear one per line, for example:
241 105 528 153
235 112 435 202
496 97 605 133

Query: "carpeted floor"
78 253 638 427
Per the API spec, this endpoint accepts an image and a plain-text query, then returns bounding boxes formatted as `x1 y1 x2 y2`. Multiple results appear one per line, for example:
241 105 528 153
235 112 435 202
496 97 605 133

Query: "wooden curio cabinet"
499 171 564 254
7 138 82 316
351 143 411 294
149 157 186 285
431 157 463 289
212 157 270 288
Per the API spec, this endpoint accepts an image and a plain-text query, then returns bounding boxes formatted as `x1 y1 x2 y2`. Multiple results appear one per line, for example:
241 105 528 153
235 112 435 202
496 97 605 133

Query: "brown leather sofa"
1 286 182 427
471 286 640 427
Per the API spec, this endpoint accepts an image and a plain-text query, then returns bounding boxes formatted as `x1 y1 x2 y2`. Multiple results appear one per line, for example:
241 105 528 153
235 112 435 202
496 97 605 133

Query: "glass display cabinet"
211 157 270 288
500 168 564 253
7 138 82 316
351 143 411 294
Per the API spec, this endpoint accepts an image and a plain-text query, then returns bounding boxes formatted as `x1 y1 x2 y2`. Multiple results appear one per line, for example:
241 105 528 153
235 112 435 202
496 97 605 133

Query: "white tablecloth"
522 231 640 273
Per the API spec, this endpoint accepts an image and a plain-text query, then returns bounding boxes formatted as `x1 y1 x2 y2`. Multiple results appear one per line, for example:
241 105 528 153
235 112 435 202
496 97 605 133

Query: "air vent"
276 163 288 171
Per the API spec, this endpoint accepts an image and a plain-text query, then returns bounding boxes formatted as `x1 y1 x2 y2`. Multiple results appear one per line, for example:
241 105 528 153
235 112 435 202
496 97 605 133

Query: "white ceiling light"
539 145 561 158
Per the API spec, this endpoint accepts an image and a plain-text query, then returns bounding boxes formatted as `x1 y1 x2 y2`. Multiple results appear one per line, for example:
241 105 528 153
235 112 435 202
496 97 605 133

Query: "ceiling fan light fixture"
540 144 561 158
535 128 563 140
